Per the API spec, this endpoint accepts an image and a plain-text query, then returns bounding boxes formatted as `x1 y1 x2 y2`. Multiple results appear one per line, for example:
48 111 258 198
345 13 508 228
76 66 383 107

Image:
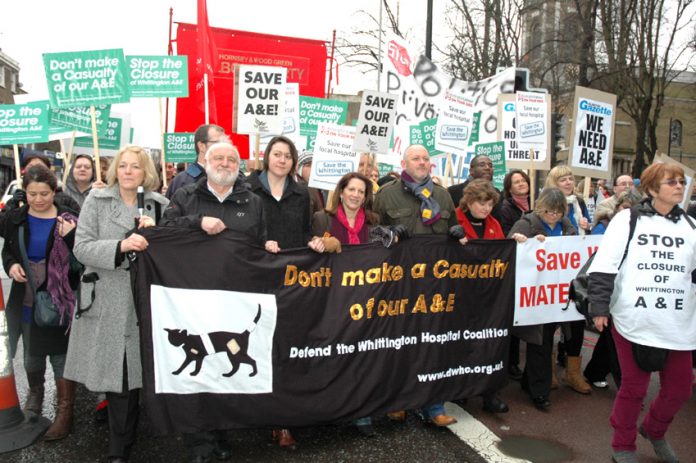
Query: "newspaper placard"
233 65 287 135
43 49 130 108
164 133 196 163
497 94 550 170
568 86 616 179
515 91 549 152
127 55 188 98
514 235 602 326
308 123 357 191
0 101 49 144
435 89 475 155
353 90 397 154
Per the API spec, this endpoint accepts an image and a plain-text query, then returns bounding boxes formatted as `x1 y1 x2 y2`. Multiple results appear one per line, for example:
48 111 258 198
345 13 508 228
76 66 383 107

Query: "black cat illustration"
164 304 261 378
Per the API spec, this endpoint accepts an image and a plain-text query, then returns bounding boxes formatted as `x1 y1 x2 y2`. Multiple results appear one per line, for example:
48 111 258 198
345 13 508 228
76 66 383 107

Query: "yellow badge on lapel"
422 209 432 219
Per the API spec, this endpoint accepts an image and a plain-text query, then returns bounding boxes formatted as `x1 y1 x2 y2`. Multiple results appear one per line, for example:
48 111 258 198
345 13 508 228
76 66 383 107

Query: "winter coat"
160 176 267 244
374 179 457 235
2 203 79 357
64 185 168 393
166 162 206 199
456 208 505 240
246 171 312 249
499 196 529 236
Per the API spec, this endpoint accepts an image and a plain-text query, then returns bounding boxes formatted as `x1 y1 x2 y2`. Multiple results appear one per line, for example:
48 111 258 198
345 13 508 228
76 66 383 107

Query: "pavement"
2 252 695 462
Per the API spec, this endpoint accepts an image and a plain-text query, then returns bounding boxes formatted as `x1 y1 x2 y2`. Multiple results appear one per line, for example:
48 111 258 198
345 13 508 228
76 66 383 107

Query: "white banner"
514 235 602 326
353 90 397 154
381 34 515 159
308 123 358 191
235 65 286 135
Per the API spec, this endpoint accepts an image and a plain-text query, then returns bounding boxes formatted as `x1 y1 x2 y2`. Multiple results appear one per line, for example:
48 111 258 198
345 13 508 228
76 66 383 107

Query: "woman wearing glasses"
588 164 696 463
508 188 578 410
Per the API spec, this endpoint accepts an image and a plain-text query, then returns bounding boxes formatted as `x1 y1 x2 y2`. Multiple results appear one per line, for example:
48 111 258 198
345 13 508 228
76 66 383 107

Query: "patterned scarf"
400 172 441 225
336 205 365 245
47 212 78 326
566 194 585 236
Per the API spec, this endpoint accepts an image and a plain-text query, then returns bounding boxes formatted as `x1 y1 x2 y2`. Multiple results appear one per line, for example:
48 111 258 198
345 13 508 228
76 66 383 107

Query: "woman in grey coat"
64 145 168 463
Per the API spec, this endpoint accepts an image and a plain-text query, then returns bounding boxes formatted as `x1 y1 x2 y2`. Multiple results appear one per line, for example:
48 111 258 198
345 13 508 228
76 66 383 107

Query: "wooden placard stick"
90 105 102 182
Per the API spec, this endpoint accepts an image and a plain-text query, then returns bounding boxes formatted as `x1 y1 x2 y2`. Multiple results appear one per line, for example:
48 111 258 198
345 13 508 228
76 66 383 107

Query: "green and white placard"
74 116 123 151
49 104 111 136
164 133 196 162
474 141 506 190
0 101 50 144
43 49 130 108
127 56 189 98
299 96 349 151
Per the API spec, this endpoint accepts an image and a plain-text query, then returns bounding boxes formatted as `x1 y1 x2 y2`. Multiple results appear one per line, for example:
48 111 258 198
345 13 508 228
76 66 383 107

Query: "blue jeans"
421 402 446 419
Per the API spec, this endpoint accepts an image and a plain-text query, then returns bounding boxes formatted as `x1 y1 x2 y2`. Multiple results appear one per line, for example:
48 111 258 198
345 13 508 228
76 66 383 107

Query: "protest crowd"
1 121 695 463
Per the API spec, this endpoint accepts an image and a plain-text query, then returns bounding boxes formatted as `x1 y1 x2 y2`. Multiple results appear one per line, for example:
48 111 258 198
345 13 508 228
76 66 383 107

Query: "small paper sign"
308 123 357 191
352 90 397 154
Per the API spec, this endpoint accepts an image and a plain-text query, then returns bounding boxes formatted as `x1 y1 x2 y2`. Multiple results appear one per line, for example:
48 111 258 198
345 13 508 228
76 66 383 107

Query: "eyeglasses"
661 179 686 187
543 210 563 216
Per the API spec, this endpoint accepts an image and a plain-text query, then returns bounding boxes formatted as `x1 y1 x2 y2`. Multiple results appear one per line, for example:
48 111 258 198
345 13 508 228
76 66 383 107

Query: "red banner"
174 24 328 158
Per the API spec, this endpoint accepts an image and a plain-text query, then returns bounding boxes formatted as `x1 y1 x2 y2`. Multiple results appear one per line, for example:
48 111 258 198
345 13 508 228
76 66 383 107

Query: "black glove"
448 225 465 240
390 224 412 241
12 188 26 204
369 226 397 248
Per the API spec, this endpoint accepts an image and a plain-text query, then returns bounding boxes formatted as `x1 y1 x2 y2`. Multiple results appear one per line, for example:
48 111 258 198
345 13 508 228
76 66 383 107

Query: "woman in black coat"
245 135 324 449
3 166 80 440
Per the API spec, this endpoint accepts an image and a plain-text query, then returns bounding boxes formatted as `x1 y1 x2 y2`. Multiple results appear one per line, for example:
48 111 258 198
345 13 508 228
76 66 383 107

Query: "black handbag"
18 225 77 327
632 343 668 372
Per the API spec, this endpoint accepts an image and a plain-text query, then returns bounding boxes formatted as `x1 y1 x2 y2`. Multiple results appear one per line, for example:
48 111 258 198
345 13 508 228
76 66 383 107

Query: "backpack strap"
618 206 639 269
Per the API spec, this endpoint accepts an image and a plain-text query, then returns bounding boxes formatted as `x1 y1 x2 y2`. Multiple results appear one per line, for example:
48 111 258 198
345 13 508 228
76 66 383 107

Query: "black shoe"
189 456 211 463
508 365 523 381
482 395 509 413
532 396 551 410
213 440 232 461
356 423 377 437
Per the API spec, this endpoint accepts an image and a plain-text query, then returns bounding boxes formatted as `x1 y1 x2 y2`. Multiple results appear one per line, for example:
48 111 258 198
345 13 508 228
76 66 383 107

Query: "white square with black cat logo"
151 285 277 394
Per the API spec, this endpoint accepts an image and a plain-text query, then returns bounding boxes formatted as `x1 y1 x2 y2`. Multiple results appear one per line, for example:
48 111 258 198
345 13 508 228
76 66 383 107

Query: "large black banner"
132 228 516 434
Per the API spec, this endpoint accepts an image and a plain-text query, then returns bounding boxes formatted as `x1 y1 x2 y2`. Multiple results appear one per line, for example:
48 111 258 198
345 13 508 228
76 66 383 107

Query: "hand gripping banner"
131 229 516 434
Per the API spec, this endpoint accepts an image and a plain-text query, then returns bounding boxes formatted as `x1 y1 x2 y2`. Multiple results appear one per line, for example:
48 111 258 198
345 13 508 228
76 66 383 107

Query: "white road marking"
444 401 531 463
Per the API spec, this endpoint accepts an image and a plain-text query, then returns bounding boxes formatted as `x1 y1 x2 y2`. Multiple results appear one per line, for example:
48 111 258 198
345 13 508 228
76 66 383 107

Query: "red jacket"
456 208 505 240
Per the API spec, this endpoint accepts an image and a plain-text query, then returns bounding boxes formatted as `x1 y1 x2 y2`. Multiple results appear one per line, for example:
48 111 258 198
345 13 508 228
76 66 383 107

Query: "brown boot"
24 370 45 415
272 428 297 450
564 356 592 394
44 379 76 441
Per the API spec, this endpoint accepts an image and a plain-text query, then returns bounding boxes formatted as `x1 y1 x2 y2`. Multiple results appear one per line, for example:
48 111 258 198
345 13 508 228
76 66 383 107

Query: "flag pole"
204 73 210 124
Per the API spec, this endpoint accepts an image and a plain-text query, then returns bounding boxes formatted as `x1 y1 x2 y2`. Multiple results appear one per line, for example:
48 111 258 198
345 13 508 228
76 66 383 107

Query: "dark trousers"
584 321 622 388
523 323 556 399
564 320 585 356
183 429 227 457
105 358 140 459
508 335 520 366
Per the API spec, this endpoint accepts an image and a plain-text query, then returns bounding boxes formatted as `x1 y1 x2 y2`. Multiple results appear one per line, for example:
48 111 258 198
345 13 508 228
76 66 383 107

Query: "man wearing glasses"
166 124 226 199
594 174 634 221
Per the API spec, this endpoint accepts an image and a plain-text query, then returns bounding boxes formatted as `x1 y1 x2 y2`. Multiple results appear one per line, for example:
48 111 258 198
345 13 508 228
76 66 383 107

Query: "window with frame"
0 66 5 88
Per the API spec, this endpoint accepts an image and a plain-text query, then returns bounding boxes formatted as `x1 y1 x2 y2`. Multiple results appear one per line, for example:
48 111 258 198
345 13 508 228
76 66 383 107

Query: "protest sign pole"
583 176 591 202
204 73 210 125
445 153 454 187
90 106 102 183
159 98 167 188
12 145 21 182
61 130 77 185
528 148 536 208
